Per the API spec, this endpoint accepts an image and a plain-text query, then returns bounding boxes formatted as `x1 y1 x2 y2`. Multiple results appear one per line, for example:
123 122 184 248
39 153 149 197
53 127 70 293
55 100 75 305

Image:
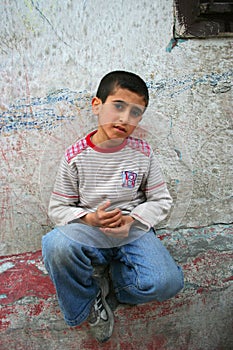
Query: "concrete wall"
0 1 232 349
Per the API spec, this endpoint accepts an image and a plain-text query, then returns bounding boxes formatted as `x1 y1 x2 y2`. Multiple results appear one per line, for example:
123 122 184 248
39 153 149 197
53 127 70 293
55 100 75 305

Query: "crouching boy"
42 70 184 343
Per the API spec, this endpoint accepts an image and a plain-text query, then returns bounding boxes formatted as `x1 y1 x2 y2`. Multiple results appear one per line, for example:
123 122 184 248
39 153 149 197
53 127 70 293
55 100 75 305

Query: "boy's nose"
119 110 130 123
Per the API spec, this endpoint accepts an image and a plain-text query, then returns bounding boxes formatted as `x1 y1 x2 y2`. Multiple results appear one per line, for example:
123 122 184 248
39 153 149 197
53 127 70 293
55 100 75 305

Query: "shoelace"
94 292 108 322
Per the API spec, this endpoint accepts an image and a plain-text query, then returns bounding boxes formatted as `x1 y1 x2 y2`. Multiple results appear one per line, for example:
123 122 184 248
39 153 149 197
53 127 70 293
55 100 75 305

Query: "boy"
42 71 184 343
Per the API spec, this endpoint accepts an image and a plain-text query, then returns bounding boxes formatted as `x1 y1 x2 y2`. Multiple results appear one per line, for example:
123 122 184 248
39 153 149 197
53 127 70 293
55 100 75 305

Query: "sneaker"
88 277 114 343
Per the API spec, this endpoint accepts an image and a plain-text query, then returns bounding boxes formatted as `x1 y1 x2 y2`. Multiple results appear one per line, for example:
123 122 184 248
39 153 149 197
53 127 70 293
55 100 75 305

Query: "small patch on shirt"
122 171 137 188
65 138 88 163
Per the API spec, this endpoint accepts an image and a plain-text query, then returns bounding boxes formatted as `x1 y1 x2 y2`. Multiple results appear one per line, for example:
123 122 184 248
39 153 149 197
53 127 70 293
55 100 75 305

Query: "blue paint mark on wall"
1 70 232 135
0 89 91 134
165 38 187 52
146 70 232 97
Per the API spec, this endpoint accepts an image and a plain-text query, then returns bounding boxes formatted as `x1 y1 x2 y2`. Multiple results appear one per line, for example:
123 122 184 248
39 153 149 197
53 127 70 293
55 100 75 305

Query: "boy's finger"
100 211 122 226
103 216 122 228
98 200 111 211
103 208 121 218
99 226 129 238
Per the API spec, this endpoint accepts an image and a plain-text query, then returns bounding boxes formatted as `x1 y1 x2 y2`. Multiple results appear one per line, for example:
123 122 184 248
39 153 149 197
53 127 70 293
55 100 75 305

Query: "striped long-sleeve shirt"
48 130 172 231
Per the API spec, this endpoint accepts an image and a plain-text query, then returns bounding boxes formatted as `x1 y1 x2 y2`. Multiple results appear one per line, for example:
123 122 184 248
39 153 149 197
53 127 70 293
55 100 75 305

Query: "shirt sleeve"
130 150 173 231
48 156 88 226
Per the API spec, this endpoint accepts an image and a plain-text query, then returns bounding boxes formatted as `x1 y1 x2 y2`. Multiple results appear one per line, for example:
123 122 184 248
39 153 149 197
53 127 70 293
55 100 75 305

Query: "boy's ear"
92 97 102 115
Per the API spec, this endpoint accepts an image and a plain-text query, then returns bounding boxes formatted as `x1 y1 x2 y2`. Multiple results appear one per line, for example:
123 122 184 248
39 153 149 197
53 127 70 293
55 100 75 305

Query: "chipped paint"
0 262 15 273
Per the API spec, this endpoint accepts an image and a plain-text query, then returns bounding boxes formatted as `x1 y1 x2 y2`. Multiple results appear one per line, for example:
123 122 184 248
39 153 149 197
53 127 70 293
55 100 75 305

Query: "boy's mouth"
114 125 126 133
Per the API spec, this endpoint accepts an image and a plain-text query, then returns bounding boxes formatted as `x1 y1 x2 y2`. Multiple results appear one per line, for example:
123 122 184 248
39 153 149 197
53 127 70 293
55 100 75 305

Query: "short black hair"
96 70 149 107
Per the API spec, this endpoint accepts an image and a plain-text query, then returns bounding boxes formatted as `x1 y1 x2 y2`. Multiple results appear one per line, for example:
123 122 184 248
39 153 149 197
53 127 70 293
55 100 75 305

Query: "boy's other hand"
82 201 122 228
99 215 135 238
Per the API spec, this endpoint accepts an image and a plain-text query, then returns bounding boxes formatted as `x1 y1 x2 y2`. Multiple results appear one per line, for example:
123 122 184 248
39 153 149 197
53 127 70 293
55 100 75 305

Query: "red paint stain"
223 275 233 283
1 248 232 340
0 250 55 305
157 233 171 240
0 304 19 331
183 250 233 289
0 314 11 331
28 300 45 317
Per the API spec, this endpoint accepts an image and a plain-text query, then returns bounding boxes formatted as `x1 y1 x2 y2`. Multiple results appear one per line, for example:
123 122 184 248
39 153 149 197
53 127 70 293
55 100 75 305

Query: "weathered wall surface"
0 0 232 254
0 1 232 349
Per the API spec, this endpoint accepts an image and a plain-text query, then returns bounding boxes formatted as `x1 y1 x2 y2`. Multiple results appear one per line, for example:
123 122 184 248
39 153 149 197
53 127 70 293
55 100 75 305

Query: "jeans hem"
63 298 95 327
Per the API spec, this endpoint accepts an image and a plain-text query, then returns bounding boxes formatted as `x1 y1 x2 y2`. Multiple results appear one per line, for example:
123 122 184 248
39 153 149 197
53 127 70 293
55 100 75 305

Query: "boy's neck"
91 131 125 149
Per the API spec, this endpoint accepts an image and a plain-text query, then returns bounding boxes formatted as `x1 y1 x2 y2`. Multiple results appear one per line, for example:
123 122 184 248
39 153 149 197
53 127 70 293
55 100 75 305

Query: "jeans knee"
155 266 184 301
116 266 184 304
42 229 70 267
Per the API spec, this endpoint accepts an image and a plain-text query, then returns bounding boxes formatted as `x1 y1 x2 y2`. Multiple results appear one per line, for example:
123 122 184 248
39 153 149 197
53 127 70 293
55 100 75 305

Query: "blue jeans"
42 226 184 326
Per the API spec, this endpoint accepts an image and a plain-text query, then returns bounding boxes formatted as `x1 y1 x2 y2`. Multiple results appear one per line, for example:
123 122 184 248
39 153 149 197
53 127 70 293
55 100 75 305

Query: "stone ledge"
0 225 232 350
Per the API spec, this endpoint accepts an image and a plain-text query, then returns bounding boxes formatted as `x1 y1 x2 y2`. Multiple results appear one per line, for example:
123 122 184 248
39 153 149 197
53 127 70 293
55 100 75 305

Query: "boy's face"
92 88 146 147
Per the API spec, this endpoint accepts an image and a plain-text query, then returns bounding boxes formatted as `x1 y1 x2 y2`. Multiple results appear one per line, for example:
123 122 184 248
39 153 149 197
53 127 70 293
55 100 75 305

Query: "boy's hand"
82 201 122 228
99 215 135 238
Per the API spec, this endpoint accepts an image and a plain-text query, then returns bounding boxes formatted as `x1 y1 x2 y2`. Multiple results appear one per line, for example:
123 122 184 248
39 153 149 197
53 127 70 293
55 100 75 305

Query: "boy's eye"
130 107 143 118
113 102 124 110
112 102 143 118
